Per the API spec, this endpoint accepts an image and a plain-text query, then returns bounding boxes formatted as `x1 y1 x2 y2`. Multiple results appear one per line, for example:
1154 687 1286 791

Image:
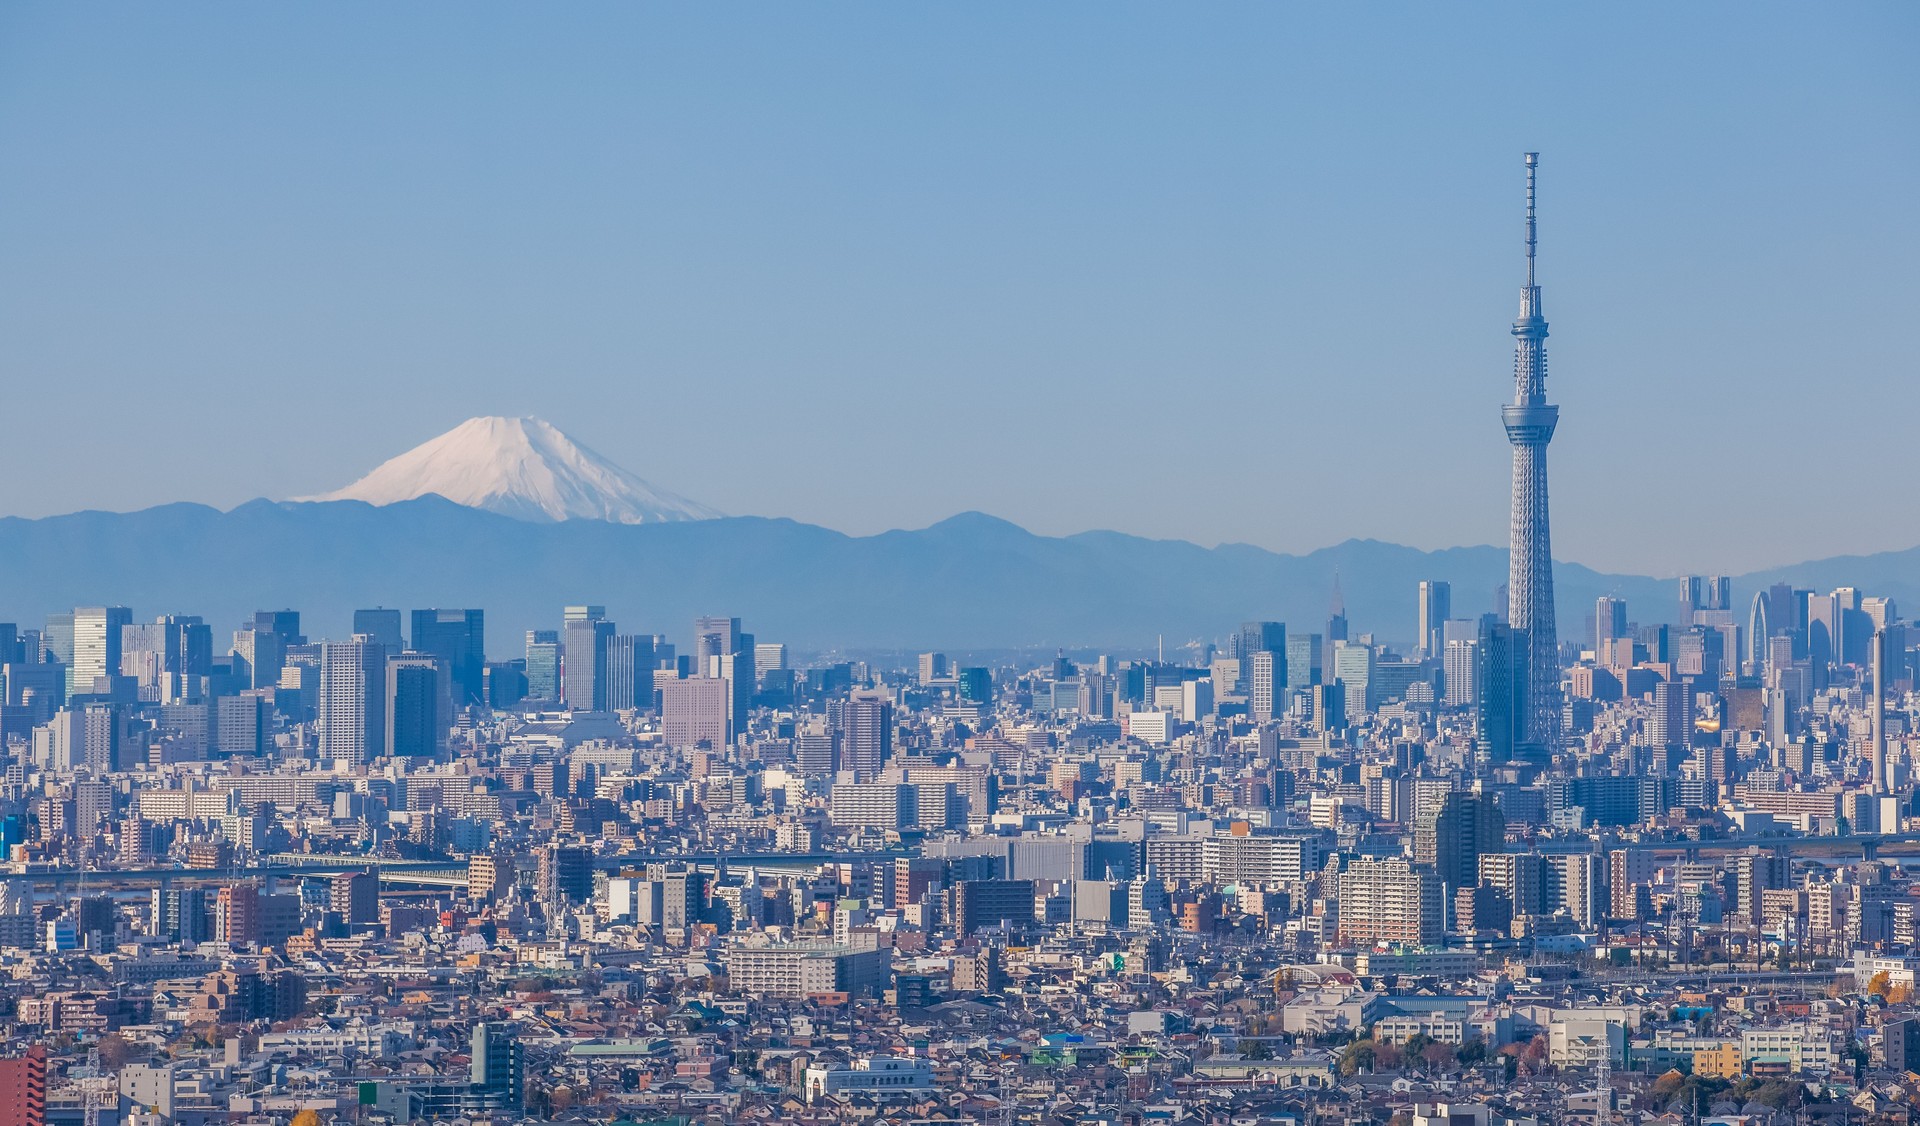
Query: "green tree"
1338 1040 1377 1077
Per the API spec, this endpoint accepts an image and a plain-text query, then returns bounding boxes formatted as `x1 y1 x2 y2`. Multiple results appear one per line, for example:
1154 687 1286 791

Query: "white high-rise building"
1249 651 1282 723
71 606 132 695
319 637 386 766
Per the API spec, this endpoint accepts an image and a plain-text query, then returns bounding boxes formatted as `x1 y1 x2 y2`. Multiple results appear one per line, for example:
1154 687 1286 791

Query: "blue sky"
0 3 1913 576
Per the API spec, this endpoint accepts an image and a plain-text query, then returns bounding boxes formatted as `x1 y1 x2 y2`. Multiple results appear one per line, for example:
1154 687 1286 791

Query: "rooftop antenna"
1525 152 1539 288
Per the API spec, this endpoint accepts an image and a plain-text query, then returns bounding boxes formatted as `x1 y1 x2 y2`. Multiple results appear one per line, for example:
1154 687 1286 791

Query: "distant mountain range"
2 495 1915 653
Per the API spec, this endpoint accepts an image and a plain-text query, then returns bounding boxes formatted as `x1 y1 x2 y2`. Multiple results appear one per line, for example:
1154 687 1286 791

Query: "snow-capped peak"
296 416 723 524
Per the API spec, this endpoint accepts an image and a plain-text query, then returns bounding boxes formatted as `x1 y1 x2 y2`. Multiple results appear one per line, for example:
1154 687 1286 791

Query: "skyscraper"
1248 650 1283 723
70 606 132 695
352 608 405 651
385 652 448 757
604 633 656 712
1502 153 1562 748
1873 628 1891 795
1413 790 1506 896
1285 632 1323 691
409 609 485 706
319 638 386 766
1236 621 1286 695
1474 619 1526 769
1416 582 1450 659
563 614 613 712
524 630 560 701
841 690 894 778
231 628 286 690
1594 596 1627 652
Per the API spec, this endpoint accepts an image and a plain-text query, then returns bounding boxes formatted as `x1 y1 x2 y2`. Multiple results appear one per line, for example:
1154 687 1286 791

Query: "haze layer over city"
0 6 1917 1126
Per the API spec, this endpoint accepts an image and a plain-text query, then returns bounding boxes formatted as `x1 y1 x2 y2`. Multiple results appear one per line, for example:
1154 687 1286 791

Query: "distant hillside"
0 498 1903 652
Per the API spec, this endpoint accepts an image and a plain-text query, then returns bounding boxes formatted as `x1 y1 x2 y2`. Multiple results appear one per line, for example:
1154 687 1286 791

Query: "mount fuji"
297 416 722 524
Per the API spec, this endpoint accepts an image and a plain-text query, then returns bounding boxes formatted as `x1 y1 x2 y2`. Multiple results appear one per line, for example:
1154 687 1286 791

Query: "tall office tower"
1501 153 1562 748
1248 651 1283 723
1331 640 1374 718
695 616 743 665
231 628 285 690
1767 583 1804 647
523 630 560 701
119 619 179 691
70 606 132 695
841 690 894 778
1416 582 1451 658
385 653 448 757
1413 790 1505 894
563 616 614 711
562 604 605 625
1833 586 1867 665
1741 591 1771 674
755 642 788 675
352 608 405 651
1704 576 1732 613
1873 629 1891 795
1324 577 1348 677
252 610 304 646
1677 576 1703 621
1285 632 1323 691
1236 622 1286 694
1648 678 1687 749
918 652 949 683
409 609 484 706
604 634 656 711
319 638 386 766
43 612 75 667
1473 620 1526 769
1309 681 1345 734
1804 592 1838 684
1595 596 1627 651
714 649 755 730
1865 596 1898 631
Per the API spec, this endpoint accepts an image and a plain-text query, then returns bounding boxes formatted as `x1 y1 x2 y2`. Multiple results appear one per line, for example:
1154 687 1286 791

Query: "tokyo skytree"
1503 152 1562 747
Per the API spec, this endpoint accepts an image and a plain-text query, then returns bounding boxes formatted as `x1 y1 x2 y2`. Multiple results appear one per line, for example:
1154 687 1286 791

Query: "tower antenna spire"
1502 150 1561 750
1525 152 1538 288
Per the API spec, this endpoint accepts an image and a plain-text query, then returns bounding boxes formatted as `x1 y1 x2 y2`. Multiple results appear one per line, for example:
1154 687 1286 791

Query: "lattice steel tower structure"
1503 152 1562 748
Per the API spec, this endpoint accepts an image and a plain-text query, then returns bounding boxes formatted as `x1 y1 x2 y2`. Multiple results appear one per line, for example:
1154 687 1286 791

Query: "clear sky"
0 4 1914 577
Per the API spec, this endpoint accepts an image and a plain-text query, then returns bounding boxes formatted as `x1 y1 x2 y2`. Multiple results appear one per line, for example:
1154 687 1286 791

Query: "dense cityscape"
1 152 1918 1126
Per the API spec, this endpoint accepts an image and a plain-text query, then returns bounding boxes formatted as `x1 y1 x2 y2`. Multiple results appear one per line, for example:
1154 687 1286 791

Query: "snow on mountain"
297 416 723 524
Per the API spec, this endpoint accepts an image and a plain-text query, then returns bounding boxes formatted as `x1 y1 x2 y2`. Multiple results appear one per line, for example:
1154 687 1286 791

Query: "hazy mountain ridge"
0 498 1908 651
